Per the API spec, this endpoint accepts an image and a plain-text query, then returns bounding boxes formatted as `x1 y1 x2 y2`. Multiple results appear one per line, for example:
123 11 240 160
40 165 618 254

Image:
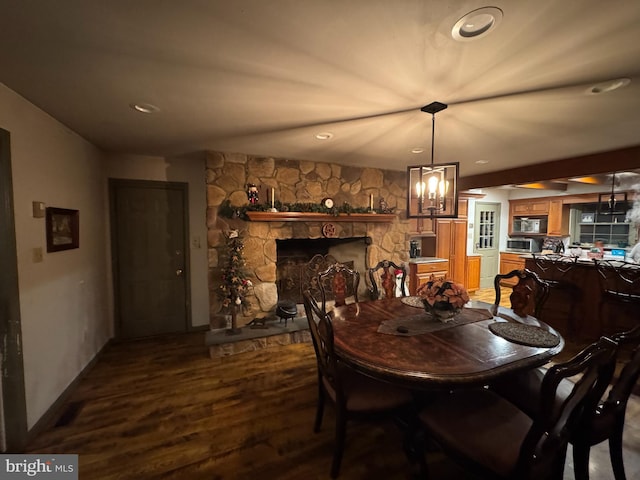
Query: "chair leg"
609 419 627 480
572 442 591 480
331 409 347 479
314 381 325 433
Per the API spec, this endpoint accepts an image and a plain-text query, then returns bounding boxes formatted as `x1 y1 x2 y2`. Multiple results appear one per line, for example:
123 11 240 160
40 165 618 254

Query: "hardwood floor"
24 305 640 479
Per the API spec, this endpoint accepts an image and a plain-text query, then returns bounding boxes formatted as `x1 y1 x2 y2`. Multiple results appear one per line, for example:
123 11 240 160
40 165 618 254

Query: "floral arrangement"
416 275 469 317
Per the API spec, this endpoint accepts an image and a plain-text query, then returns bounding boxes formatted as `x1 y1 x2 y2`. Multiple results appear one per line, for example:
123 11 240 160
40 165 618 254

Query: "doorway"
109 179 191 339
0 128 28 451
473 202 501 288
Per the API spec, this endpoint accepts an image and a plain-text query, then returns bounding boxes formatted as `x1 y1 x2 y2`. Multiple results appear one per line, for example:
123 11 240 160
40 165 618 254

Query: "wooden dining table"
330 297 565 390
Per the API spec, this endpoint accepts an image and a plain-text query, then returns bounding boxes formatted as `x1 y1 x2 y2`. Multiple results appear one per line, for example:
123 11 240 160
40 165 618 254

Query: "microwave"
512 217 547 234
506 237 541 253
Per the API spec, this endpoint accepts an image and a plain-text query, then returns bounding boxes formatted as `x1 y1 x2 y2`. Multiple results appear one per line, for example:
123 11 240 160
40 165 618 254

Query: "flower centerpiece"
416 275 469 322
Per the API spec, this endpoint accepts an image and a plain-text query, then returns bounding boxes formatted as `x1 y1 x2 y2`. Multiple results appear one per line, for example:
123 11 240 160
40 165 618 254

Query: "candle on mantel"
369 194 374 210
271 188 275 208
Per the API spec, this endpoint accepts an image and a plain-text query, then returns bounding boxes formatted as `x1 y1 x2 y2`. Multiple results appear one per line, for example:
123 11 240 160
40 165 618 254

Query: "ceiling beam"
459 145 640 190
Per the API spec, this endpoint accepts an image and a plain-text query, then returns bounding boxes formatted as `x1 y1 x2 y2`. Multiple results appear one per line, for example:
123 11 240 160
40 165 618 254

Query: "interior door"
110 179 190 339
474 202 501 288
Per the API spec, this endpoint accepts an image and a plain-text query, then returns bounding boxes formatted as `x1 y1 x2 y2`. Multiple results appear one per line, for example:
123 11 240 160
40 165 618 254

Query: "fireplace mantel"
245 211 396 222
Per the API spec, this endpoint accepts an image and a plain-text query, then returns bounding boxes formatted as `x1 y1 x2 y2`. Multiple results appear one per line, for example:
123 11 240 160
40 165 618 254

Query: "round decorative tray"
400 296 424 308
488 322 560 348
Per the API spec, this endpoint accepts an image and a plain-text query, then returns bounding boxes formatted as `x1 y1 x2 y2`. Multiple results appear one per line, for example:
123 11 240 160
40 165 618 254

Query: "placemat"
488 322 560 348
378 307 494 336
400 296 424 308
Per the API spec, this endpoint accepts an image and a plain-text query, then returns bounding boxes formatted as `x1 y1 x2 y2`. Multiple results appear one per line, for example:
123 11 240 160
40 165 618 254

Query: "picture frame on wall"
46 207 79 252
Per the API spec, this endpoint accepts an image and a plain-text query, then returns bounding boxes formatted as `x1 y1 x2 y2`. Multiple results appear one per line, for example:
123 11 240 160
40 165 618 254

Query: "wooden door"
0 128 28 450
110 179 190 339
474 202 501 288
436 219 467 285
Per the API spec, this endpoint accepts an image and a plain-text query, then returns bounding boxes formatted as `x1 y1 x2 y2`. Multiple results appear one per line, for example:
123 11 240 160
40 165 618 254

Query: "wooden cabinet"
547 199 569 236
511 200 549 215
499 252 527 286
409 261 449 295
407 216 435 236
465 255 481 293
436 219 467 285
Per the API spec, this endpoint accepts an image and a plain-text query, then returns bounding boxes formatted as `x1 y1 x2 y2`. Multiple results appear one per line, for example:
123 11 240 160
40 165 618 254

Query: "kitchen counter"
408 257 448 264
524 256 639 341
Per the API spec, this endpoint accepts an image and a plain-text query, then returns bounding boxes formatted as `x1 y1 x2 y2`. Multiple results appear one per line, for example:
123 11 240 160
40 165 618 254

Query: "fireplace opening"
276 237 371 304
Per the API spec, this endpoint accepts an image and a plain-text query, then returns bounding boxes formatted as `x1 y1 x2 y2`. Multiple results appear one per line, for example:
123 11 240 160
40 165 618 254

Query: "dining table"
330 297 565 390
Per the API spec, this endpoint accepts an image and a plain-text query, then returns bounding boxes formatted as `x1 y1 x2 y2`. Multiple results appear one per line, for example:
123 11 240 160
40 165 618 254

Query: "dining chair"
301 290 415 478
531 253 582 335
493 268 550 318
368 260 407 300
417 336 618 479
594 259 640 335
317 262 361 313
491 325 640 480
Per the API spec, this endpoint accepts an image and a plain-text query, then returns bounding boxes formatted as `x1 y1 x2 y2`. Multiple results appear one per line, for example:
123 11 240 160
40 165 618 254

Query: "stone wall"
206 151 412 328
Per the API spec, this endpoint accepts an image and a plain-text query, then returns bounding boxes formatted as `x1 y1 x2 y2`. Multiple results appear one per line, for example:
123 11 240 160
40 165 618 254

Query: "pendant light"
407 102 459 218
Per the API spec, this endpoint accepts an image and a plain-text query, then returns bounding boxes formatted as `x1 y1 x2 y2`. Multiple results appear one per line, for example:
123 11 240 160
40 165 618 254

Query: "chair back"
594 259 640 302
302 289 342 400
493 269 550 318
531 253 579 284
317 262 360 312
516 337 618 478
599 325 640 420
368 260 407 299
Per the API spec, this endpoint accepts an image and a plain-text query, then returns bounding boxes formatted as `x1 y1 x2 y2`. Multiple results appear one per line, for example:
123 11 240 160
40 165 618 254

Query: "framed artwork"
46 207 79 252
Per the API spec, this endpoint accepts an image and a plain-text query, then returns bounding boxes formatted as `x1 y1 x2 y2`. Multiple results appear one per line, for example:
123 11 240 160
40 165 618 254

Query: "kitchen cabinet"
465 255 481 293
511 200 549 215
547 199 569 236
408 260 449 295
499 252 526 286
436 219 467 285
407 216 435 236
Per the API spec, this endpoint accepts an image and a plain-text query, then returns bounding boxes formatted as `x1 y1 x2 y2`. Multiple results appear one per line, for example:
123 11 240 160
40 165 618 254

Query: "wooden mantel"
245 211 396 223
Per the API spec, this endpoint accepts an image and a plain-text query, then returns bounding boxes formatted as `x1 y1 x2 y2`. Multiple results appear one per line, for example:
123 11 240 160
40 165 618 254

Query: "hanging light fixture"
598 171 627 216
407 102 459 218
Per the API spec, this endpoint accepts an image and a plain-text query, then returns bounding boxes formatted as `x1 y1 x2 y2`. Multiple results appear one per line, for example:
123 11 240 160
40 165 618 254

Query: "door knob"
176 269 184 276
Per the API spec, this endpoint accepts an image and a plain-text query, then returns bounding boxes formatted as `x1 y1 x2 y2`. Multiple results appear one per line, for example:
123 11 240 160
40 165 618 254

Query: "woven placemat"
378 307 494 336
488 322 560 348
400 296 424 308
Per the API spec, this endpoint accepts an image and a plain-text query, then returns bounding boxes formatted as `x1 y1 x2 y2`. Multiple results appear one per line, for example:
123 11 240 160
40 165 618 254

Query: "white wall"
466 189 511 252
0 84 111 429
103 153 209 327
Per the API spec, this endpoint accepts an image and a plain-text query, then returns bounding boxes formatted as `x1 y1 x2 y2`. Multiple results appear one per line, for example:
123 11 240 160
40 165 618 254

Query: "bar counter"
524 256 639 341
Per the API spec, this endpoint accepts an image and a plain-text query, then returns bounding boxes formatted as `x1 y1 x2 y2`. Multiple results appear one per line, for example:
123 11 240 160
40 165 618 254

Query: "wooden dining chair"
531 253 582 334
302 290 415 478
491 325 640 480
493 268 550 318
368 260 407 299
417 336 618 479
317 262 361 313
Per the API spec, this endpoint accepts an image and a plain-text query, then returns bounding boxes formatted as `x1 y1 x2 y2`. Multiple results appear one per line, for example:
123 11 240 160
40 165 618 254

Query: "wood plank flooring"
24 296 640 479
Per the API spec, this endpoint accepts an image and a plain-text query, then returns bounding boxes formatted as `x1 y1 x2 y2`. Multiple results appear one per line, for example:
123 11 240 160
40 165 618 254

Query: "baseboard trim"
26 338 113 444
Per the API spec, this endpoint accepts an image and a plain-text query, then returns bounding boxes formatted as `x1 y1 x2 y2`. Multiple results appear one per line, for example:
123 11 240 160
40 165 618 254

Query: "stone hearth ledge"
206 317 311 358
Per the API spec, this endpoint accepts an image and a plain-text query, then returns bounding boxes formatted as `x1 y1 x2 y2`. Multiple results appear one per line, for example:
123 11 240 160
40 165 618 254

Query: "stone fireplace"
205 151 411 329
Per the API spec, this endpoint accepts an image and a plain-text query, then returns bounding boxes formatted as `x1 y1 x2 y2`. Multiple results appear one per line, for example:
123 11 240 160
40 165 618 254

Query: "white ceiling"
1 0 639 177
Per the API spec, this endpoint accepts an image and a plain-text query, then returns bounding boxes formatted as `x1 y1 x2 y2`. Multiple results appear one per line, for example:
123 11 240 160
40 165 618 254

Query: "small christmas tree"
218 229 252 334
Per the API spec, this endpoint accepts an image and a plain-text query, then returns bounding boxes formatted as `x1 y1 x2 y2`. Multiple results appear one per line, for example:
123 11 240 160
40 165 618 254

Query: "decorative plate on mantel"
245 211 396 222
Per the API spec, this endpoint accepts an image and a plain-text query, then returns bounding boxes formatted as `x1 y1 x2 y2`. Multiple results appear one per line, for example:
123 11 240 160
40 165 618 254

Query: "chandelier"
407 102 459 218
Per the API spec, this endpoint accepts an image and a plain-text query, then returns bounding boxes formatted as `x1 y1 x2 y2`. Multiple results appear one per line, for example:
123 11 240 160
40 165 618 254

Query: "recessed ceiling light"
587 78 631 95
315 132 333 140
475 159 490 164
452 7 503 41
130 102 160 114
411 147 425 154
